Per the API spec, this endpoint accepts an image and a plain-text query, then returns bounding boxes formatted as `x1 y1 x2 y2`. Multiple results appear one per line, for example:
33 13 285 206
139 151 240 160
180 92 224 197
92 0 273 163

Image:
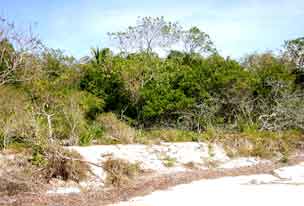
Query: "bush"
79 122 104 146
96 112 136 144
141 129 202 143
258 90 304 131
80 58 129 112
43 147 90 182
103 157 141 187
140 77 194 121
218 130 304 159
0 86 35 149
0 144 90 195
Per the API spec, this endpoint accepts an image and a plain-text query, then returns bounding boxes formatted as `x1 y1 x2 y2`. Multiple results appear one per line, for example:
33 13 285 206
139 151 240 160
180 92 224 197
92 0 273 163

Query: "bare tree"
108 16 181 54
0 16 42 85
284 37 304 71
174 98 220 133
61 94 87 145
257 80 304 131
33 103 55 144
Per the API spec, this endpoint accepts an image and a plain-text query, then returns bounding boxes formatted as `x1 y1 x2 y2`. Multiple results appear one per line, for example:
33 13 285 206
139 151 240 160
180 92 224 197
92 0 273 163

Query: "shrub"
218 130 304 159
80 59 129 112
142 129 202 142
96 112 135 144
0 144 90 195
0 86 34 149
258 90 304 131
43 147 90 182
103 157 141 187
79 123 104 146
79 91 105 120
140 79 194 120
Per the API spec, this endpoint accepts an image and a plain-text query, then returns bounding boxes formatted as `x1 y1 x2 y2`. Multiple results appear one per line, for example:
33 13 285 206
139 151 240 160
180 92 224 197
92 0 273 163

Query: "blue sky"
2 0 304 59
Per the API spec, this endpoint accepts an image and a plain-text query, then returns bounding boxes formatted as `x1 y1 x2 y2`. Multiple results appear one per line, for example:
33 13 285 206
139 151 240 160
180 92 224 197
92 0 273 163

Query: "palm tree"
90 47 111 65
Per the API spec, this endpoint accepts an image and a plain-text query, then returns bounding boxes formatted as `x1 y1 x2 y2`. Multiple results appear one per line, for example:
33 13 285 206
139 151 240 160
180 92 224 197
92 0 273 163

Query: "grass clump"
162 156 177 167
0 144 90 196
79 122 104 146
97 112 135 144
217 130 304 160
139 129 203 143
202 158 220 168
103 157 141 187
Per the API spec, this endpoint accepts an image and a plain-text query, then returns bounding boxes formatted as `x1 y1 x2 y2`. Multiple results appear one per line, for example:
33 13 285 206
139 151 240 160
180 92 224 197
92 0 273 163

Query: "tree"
41 48 76 81
108 16 181 54
0 16 42 85
90 47 112 66
284 37 304 87
181 26 216 55
284 37 304 71
80 49 128 113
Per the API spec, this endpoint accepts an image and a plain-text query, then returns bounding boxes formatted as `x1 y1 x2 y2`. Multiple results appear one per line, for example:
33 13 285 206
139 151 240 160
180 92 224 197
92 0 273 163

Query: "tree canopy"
0 15 303 149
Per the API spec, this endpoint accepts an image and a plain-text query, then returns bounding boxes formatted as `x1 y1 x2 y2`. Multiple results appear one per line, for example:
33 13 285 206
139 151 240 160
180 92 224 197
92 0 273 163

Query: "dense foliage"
0 16 303 149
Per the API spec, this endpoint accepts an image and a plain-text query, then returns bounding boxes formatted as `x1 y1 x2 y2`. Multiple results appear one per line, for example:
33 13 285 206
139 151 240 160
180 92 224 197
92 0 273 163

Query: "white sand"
274 162 304 182
46 186 81 194
69 142 264 180
48 143 303 200
69 143 303 206
47 142 270 194
111 167 304 206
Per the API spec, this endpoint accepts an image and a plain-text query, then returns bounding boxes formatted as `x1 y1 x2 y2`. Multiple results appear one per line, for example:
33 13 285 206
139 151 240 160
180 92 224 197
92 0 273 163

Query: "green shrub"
0 86 34 149
79 92 105 120
30 144 48 167
0 133 5 150
80 58 129 112
142 129 202 142
79 123 104 146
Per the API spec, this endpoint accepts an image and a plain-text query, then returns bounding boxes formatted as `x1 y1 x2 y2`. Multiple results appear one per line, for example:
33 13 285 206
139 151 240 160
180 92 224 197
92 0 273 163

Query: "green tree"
284 37 304 87
181 26 216 55
80 48 128 114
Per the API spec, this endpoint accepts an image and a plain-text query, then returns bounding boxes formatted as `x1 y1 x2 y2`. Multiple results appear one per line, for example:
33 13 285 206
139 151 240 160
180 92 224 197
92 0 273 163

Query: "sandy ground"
1 155 304 206
68 143 267 184
111 162 304 206
44 143 282 194
2 143 304 206
44 143 269 194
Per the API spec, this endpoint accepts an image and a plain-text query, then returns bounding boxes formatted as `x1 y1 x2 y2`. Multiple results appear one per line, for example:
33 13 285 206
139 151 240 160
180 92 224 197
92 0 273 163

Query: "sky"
1 0 304 59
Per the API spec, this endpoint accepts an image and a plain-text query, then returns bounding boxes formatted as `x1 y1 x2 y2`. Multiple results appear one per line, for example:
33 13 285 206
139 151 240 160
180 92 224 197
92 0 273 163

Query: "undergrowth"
103 157 142 187
42 147 90 182
217 130 304 160
0 143 90 196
